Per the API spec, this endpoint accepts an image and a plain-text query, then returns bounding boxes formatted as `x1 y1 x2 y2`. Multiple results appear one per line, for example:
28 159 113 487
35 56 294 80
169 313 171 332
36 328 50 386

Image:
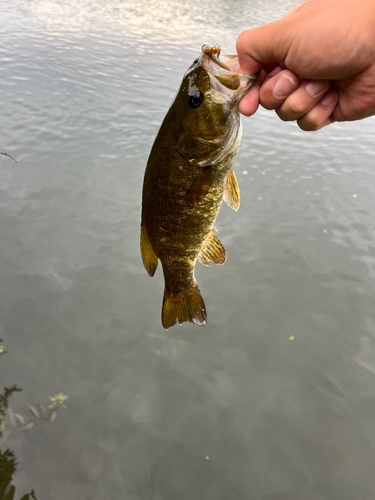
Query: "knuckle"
275 97 309 121
275 108 292 121
297 116 322 131
262 101 278 111
259 90 278 111
287 100 306 116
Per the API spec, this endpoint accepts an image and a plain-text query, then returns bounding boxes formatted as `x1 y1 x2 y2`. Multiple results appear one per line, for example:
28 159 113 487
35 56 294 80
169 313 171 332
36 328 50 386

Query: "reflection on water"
1 0 375 499
0 384 36 500
0 345 68 499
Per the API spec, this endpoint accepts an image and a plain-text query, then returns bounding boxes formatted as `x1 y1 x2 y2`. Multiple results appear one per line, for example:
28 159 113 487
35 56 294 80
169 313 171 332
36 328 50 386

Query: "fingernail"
321 91 337 106
273 74 296 98
305 81 327 97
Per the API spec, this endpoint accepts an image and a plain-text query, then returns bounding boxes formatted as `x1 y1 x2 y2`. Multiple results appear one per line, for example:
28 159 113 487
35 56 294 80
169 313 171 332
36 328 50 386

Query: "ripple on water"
1 1 375 499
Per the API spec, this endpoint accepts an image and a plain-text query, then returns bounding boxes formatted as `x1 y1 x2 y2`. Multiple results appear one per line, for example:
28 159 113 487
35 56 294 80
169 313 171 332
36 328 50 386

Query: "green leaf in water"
7 408 17 428
28 406 39 418
19 422 35 431
48 393 68 409
14 414 26 426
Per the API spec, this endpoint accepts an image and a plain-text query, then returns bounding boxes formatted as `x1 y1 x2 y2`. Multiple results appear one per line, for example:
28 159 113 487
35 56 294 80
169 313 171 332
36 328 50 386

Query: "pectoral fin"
140 225 159 276
223 170 240 211
184 166 215 204
198 229 226 266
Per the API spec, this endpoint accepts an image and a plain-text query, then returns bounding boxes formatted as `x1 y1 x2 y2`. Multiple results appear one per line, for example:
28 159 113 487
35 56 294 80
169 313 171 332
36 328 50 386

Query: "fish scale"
141 45 257 328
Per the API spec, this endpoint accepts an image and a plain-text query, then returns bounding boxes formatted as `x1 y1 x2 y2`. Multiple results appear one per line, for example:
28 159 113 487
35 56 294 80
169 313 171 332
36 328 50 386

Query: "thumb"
236 20 292 75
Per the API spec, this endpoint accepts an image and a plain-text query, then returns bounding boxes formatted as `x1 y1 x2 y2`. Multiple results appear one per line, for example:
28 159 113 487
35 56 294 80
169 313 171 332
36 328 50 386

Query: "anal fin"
140 225 159 276
198 229 226 266
223 170 240 211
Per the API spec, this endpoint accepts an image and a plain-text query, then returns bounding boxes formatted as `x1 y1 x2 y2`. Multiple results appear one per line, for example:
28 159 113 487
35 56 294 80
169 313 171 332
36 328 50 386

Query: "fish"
141 44 257 329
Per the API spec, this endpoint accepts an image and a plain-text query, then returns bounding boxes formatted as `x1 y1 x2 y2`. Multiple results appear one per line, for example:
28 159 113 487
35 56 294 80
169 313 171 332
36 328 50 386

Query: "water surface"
1 1 375 499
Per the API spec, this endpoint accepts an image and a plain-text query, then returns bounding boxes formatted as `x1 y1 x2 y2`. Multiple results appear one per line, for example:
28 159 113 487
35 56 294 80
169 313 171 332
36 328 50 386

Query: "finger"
297 90 339 131
259 70 299 110
236 30 262 75
264 62 279 73
283 2 304 17
238 69 267 116
263 64 284 81
331 101 346 122
236 20 292 75
276 79 331 121
238 81 260 116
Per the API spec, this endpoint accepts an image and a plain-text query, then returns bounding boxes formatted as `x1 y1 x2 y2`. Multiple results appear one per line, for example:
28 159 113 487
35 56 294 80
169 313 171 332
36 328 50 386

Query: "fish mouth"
200 44 258 102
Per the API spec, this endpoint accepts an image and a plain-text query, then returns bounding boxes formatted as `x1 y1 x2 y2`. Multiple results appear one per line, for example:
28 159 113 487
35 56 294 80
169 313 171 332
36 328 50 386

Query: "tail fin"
162 283 207 329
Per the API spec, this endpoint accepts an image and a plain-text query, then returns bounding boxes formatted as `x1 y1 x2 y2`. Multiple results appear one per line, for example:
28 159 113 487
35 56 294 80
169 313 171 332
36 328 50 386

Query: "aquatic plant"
0 385 37 500
0 340 6 356
0 385 22 431
2 392 68 437
0 342 68 500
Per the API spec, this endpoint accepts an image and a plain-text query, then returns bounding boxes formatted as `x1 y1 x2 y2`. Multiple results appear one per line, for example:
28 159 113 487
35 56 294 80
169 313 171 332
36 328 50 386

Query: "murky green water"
1 0 375 498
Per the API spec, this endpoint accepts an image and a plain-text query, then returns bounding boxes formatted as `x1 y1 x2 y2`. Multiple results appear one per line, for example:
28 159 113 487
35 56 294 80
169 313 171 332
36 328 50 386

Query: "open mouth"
200 44 258 97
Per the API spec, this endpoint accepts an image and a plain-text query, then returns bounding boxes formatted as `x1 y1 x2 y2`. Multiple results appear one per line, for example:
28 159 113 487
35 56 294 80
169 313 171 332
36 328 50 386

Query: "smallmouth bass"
141 45 257 329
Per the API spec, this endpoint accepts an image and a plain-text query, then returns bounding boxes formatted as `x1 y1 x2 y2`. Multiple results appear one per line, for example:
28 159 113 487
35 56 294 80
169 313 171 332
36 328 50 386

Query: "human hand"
236 0 375 130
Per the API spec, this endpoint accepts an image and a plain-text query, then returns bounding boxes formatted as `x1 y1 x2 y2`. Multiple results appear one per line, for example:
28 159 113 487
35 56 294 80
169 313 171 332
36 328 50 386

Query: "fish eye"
189 92 203 109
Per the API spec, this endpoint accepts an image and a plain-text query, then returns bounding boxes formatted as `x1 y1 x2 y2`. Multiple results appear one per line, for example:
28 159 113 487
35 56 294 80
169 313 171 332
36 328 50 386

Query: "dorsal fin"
223 170 240 211
198 229 226 266
140 225 159 276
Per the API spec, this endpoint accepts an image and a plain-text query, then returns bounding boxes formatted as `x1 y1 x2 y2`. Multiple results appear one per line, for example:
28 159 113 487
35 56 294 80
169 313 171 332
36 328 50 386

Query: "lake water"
1 0 375 499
